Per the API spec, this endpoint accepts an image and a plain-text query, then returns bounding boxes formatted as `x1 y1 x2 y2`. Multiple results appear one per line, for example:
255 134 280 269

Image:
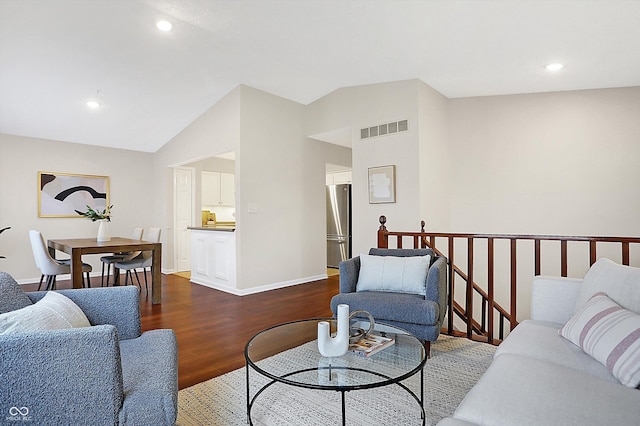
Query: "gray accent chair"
0 272 177 425
330 248 447 356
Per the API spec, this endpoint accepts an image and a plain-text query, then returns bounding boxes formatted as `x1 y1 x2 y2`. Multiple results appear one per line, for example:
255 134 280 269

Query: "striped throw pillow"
560 292 640 388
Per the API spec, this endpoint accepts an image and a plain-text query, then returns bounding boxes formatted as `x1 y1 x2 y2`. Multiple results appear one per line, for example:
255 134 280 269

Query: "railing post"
561 240 568 277
487 238 495 343
466 237 474 339
447 237 454 335
534 239 541 276
510 239 517 332
377 215 388 248
622 242 630 265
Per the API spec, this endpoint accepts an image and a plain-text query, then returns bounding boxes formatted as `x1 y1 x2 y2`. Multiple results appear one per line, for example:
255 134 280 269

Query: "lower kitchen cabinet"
189 228 236 290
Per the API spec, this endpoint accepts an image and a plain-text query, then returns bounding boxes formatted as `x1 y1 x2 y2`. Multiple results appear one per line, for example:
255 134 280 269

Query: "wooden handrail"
376 215 640 344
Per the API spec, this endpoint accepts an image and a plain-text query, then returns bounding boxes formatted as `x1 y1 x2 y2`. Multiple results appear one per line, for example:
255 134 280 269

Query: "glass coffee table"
245 318 427 425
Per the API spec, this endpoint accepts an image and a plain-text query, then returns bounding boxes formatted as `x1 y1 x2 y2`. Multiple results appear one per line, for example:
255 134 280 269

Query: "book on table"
349 333 395 357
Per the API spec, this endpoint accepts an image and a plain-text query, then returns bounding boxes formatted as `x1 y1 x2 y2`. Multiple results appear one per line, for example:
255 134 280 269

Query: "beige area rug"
177 335 495 425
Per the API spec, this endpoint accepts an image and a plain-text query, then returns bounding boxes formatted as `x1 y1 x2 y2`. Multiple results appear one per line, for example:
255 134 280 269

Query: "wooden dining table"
47 237 162 304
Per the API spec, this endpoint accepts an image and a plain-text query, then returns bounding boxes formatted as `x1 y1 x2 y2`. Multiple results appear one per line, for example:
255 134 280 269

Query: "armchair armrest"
27 286 141 340
0 325 123 424
339 256 361 293
426 256 448 323
531 276 582 324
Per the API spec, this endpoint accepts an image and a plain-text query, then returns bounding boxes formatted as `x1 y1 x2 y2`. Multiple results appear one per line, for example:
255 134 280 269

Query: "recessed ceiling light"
545 63 564 72
86 100 101 109
156 20 173 32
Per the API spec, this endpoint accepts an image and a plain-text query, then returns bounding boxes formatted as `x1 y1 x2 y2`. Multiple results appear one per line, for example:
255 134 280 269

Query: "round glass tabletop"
245 318 426 391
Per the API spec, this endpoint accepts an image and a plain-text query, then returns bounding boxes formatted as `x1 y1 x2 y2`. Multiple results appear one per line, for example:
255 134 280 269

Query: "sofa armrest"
0 325 123 424
27 286 141 340
531 276 582 324
426 256 448 323
339 256 361 293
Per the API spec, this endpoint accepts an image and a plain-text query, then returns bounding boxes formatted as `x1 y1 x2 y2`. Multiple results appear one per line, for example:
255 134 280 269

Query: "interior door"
175 167 194 272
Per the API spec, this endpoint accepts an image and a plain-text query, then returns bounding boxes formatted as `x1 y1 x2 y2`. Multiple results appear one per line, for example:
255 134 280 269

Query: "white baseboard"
190 274 328 296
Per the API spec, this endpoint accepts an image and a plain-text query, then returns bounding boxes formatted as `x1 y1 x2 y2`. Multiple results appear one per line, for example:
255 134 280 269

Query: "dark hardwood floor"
23 272 339 390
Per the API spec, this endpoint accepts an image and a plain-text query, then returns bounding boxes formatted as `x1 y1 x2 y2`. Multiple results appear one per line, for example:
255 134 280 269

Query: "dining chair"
114 227 161 292
99 227 144 287
29 230 93 290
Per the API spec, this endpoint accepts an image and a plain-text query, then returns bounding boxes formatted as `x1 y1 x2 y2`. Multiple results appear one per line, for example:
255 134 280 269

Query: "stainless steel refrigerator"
326 184 352 268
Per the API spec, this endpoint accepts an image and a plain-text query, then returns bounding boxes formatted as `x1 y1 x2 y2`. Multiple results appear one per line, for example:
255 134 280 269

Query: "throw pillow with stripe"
560 292 640 388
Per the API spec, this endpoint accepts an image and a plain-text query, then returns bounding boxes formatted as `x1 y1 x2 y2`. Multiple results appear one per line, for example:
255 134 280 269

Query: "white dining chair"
115 227 161 292
100 227 144 287
29 230 92 290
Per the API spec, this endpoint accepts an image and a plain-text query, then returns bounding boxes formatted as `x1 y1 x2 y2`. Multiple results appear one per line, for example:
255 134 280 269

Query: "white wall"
448 87 640 237
307 80 426 255
0 133 154 282
418 82 451 232
445 87 640 321
153 87 242 271
236 86 352 290
153 85 351 290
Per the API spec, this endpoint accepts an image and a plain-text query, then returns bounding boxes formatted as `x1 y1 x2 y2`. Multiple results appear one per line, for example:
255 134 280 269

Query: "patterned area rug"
177 334 496 425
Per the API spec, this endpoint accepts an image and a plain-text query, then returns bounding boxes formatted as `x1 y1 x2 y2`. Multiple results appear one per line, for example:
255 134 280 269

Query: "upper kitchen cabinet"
202 171 235 206
220 173 235 206
326 171 352 185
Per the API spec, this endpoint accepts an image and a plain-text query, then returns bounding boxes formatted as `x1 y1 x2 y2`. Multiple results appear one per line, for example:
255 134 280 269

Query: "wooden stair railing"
376 215 640 345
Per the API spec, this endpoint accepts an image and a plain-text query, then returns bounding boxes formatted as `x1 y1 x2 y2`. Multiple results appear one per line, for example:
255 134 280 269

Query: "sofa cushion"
0 291 90 334
453 353 640 426
331 291 438 325
495 319 617 383
560 292 640 388
356 253 430 295
0 271 32 314
576 258 640 315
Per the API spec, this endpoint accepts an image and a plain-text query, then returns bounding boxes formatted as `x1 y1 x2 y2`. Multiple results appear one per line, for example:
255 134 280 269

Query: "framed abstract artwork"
38 172 110 218
368 165 396 204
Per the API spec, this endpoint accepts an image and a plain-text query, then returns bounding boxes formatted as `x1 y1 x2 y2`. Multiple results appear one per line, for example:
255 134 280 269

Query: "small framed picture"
38 171 110 218
368 165 396 204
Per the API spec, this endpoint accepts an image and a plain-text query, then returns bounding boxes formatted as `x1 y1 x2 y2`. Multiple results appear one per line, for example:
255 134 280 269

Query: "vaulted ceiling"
1 0 639 152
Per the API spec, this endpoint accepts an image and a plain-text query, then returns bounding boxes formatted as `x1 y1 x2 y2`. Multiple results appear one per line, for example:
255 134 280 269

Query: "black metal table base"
246 364 425 425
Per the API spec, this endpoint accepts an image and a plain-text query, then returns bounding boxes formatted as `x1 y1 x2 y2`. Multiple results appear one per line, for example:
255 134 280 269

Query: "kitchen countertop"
188 225 235 232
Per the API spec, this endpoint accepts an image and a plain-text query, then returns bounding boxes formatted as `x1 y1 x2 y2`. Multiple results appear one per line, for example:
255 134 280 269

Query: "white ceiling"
1 0 639 153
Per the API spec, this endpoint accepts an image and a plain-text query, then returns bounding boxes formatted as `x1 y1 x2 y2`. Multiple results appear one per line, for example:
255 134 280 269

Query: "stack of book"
348 333 395 357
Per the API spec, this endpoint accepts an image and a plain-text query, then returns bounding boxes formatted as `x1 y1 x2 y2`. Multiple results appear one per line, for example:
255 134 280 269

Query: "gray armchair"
0 272 177 425
330 248 447 356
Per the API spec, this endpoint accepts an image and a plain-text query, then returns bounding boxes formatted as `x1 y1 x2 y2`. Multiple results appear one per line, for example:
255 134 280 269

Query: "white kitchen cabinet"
220 173 235 206
326 171 352 185
190 228 236 291
202 171 235 206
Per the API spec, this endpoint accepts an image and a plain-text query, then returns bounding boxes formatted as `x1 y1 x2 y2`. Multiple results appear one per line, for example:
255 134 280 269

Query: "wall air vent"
361 119 409 139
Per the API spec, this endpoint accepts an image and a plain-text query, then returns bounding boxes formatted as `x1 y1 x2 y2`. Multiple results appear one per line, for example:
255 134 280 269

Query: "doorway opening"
172 151 236 275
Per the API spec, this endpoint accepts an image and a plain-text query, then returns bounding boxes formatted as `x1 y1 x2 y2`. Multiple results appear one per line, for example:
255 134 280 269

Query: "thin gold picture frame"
368 165 396 204
38 171 110 218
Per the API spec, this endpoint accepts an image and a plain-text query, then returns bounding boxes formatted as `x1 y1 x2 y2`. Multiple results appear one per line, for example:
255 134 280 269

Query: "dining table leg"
151 243 162 304
71 248 83 289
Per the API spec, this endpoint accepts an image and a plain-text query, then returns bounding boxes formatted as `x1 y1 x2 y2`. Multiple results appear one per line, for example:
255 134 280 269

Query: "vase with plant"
79 205 112 242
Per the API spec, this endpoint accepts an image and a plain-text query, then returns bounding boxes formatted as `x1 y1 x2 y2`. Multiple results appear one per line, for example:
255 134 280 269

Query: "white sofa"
438 258 640 426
